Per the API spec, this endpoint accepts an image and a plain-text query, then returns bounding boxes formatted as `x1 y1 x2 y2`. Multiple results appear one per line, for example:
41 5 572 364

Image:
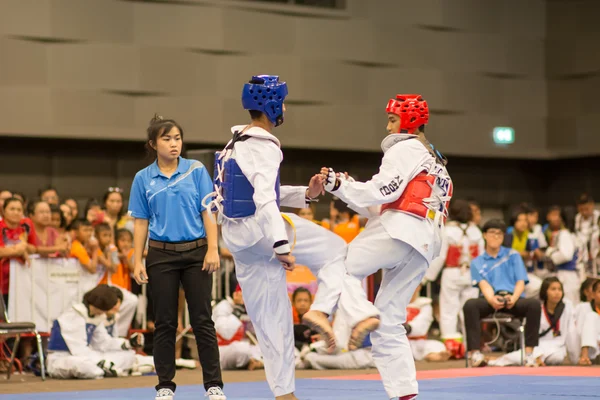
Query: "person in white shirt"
489 277 573 366
404 286 450 362
213 285 263 371
423 199 482 358
567 279 600 365
205 75 378 400
544 206 581 304
575 193 600 277
46 285 143 379
321 94 452 400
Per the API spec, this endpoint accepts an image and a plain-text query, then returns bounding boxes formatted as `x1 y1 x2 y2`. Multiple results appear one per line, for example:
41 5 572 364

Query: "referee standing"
129 115 225 400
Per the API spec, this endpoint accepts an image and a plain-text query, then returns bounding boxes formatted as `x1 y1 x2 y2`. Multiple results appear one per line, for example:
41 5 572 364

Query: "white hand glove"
323 168 340 192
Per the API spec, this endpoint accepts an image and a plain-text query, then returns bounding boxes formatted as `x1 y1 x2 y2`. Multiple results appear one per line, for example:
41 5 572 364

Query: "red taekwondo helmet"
385 94 429 134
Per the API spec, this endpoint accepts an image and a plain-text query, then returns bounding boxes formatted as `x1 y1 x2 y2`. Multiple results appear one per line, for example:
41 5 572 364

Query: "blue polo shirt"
128 157 213 242
470 246 529 297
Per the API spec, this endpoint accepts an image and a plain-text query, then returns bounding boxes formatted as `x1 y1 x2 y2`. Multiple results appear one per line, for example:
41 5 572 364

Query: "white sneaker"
155 388 174 400
470 351 487 368
206 386 226 400
175 358 197 369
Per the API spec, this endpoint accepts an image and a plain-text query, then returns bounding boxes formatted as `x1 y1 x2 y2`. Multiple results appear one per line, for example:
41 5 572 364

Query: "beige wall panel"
51 89 135 129
222 8 295 55
135 95 223 143
294 19 376 63
0 87 52 135
138 48 218 96
132 2 224 49
50 0 134 43
47 44 140 90
366 0 445 28
0 0 52 37
0 38 48 86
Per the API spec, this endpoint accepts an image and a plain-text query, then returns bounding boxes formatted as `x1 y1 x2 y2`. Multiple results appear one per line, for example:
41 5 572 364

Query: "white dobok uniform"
575 210 600 278
567 301 600 364
47 303 136 379
546 229 582 305
212 299 262 370
105 314 155 374
490 300 574 366
303 302 375 370
216 126 378 397
425 222 482 341
405 297 447 361
327 134 452 399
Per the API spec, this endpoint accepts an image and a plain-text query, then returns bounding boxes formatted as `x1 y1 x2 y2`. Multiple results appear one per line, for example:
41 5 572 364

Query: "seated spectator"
12 192 27 209
567 279 600 365
28 200 69 256
69 219 99 275
63 198 79 220
0 190 13 220
102 188 133 234
574 193 599 278
59 203 74 227
292 288 316 351
213 285 262 371
404 285 450 362
423 199 482 358
39 186 60 206
296 204 321 225
544 206 581 304
321 198 360 243
84 198 104 226
463 219 541 368
580 278 597 303
46 284 143 379
467 199 482 228
96 224 138 337
504 207 543 298
50 204 68 234
0 198 37 300
490 277 573 366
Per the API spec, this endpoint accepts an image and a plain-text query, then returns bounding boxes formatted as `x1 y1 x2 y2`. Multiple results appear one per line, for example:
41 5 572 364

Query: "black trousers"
147 245 223 392
463 297 541 352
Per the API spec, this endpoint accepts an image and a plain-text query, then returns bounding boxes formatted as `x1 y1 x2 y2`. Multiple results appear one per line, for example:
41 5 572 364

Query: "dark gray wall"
0 137 594 219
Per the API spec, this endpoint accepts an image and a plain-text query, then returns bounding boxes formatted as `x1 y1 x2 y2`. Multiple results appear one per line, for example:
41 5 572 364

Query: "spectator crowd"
0 185 599 378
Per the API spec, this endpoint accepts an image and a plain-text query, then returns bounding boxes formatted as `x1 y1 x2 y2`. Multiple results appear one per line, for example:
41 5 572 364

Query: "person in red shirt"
0 198 38 300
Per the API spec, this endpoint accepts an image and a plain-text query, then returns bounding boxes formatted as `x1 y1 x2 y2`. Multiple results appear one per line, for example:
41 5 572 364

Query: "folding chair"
464 315 526 367
0 292 46 380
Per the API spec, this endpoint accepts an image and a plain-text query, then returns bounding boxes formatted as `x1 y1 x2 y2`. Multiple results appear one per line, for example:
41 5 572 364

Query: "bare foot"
348 317 380 351
302 310 336 353
578 356 592 366
248 359 264 371
276 393 299 400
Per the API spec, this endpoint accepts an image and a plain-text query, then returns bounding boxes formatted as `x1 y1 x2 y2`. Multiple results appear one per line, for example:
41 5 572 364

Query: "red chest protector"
380 172 452 223
217 325 245 346
446 244 480 267
406 306 420 322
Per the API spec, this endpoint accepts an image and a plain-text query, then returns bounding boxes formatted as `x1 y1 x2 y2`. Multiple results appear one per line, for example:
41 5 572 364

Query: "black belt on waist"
148 238 207 252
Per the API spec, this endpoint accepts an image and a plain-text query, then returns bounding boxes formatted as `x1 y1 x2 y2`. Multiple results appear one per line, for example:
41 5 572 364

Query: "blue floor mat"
2 375 598 399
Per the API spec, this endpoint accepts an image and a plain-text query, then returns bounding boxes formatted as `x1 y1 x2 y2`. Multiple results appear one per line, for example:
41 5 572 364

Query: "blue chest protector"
214 132 280 219
48 319 97 352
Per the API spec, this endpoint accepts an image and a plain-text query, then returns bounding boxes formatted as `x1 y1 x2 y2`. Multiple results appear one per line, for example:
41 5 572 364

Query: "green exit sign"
493 127 515 144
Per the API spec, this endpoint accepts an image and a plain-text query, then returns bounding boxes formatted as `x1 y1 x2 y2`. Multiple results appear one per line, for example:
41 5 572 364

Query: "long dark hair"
145 114 184 160
580 278 597 302
540 277 564 304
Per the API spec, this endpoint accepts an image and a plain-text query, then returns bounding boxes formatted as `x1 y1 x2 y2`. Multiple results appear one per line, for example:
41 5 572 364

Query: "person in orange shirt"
296 204 321 226
322 198 361 243
69 219 99 275
96 226 139 338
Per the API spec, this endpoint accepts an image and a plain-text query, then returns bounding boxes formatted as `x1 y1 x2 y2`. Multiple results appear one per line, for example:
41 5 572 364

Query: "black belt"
148 238 207 252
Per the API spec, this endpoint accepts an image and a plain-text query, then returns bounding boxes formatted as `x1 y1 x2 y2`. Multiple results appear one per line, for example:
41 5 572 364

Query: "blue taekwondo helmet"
241 75 288 127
